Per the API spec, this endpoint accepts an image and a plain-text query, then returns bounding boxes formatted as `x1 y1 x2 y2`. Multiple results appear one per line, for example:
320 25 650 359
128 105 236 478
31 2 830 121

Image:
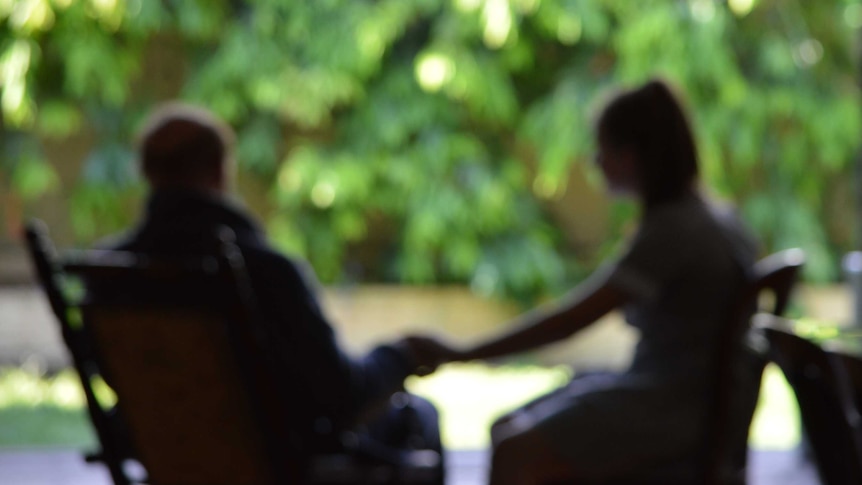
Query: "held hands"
397 335 466 376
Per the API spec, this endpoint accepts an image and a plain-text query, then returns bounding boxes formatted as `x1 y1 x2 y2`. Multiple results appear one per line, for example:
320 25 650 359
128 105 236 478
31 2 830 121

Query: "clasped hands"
396 335 467 376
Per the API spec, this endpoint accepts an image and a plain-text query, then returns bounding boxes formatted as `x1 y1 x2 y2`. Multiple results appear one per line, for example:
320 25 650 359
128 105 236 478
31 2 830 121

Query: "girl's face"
595 138 640 198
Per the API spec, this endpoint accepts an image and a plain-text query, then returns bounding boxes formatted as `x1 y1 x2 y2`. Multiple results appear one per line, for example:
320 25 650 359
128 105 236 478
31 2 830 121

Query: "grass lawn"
0 368 97 449
0 363 799 451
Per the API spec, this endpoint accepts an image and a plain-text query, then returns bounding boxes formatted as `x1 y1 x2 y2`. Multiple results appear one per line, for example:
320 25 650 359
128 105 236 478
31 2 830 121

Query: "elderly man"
99 102 440 459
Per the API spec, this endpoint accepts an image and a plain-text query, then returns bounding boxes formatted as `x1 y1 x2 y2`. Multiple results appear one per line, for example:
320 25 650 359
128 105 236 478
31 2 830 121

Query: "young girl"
408 79 760 485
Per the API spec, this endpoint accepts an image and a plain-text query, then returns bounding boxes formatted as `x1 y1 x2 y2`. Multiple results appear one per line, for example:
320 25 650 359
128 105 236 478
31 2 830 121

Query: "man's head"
137 103 235 193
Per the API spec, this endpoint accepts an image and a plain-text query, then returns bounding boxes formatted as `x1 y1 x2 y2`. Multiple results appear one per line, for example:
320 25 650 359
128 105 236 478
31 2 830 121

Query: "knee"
492 433 521 466
491 410 533 448
490 419 515 449
490 430 577 485
490 435 520 485
490 415 510 445
491 431 537 485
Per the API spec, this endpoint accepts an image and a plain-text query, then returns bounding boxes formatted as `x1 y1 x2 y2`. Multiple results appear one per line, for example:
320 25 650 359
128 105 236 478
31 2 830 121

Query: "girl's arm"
458 275 628 361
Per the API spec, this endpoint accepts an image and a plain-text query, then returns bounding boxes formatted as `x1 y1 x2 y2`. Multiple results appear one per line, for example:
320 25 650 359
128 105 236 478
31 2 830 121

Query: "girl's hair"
596 79 699 207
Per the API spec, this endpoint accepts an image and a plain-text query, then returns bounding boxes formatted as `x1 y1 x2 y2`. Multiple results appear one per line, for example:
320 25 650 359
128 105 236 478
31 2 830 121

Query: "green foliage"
2 0 861 302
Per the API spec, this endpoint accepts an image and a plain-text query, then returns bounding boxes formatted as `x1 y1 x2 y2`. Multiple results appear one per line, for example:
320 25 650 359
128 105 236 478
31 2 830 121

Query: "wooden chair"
703 248 806 485
24 220 443 485
569 249 806 485
24 220 136 485
757 317 862 485
835 352 862 418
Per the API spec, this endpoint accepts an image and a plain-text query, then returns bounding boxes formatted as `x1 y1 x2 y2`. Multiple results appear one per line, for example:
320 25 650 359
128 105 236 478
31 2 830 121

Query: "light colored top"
606 193 758 389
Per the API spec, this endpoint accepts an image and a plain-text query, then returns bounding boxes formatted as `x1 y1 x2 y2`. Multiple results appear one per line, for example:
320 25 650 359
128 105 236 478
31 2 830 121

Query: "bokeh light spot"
728 0 756 17
690 0 716 23
278 165 302 193
311 181 337 208
415 53 455 92
844 4 862 29
793 39 823 68
454 0 481 13
557 15 582 46
358 25 385 61
514 0 540 15
482 0 512 49
10 0 55 32
532 174 560 200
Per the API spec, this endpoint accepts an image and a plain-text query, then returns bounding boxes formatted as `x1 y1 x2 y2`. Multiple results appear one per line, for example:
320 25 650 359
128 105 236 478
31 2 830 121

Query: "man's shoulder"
237 242 314 285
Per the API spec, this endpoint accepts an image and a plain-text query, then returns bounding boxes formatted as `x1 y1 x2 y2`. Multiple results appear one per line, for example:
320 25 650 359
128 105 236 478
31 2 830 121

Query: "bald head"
137 103 235 192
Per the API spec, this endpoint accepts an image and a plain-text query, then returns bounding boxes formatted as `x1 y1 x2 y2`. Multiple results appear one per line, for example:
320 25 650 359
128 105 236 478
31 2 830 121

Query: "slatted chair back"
81 306 276 485
24 220 133 485
26 220 295 485
70 244 296 485
759 317 862 485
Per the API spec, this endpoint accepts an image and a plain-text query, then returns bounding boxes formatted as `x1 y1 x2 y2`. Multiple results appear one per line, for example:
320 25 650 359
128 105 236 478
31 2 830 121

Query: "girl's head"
595 79 699 207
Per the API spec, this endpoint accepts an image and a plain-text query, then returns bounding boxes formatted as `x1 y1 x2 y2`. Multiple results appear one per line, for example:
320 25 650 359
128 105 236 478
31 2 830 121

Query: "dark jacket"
100 189 413 448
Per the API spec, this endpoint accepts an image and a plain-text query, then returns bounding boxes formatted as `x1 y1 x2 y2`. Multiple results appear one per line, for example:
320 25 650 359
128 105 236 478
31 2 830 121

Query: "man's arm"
248 252 414 428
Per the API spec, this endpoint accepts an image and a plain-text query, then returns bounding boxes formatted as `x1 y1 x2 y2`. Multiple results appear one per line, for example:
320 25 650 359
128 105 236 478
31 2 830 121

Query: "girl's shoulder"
639 192 756 252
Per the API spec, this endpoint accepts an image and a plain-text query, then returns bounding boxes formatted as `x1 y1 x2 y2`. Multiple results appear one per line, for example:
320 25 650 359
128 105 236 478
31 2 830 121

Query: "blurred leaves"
10 155 59 199
2 0 861 302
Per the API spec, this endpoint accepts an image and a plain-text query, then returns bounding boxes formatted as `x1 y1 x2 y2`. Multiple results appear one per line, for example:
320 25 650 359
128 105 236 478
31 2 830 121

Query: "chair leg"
85 449 132 485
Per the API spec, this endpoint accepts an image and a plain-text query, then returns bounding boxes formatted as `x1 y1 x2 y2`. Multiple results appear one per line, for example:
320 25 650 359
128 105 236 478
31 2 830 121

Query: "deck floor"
0 448 820 485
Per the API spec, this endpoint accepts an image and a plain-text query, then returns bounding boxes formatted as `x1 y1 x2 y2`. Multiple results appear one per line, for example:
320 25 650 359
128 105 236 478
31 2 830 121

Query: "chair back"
759 317 862 485
26 220 295 485
707 248 805 485
24 221 132 484
81 306 276 485
78 249 296 485
749 248 807 316
836 352 862 417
